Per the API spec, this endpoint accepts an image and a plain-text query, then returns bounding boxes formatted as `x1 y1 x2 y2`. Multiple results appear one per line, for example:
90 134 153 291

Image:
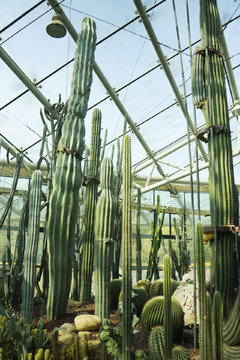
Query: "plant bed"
27 300 200 359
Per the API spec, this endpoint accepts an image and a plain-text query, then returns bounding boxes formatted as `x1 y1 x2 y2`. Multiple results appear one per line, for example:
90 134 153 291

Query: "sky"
0 0 240 202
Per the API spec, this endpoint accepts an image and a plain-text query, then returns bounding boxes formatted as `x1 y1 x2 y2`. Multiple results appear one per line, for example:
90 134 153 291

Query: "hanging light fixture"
46 13 66 38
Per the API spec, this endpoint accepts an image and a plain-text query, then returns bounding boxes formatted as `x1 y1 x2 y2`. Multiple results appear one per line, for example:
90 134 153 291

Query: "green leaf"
26 335 33 350
26 326 31 337
39 317 44 329
0 306 9 318
7 319 14 332
12 331 23 341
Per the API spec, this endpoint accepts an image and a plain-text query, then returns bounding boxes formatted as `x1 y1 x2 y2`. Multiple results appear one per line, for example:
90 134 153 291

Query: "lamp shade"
46 13 66 38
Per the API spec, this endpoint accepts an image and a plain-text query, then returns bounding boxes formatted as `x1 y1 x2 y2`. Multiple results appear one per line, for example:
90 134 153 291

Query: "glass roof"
0 0 240 191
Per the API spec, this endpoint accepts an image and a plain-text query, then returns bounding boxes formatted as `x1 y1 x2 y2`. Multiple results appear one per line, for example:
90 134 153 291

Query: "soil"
30 301 200 359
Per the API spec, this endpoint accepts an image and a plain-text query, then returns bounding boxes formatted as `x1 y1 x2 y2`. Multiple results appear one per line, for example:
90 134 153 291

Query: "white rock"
173 283 199 325
58 323 77 336
74 314 102 331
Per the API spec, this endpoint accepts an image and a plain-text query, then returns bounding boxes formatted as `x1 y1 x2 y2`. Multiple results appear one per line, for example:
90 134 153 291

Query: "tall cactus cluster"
94 157 115 319
192 0 236 318
80 108 102 302
47 17 97 319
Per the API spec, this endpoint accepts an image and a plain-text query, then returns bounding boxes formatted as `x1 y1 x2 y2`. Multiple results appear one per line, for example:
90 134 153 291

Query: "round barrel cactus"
149 280 164 298
109 279 122 310
141 296 184 339
136 279 151 295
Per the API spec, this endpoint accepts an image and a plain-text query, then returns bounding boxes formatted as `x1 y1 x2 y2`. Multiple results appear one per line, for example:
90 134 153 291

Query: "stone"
59 332 77 345
78 331 92 340
74 314 102 331
67 299 82 308
172 282 199 325
58 323 77 336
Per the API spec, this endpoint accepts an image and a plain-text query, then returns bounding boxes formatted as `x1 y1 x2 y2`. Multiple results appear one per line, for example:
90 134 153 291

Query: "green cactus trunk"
213 291 223 360
163 255 172 360
46 17 96 319
192 0 236 319
136 188 142 282
94 157 114 319
80 108 102 302
122 134 133 360
195 221 212 360
21 170 43 324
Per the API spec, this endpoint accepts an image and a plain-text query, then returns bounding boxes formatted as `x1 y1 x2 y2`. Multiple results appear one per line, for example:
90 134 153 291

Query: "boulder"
59 332 77 345
58 323 77 336
74 314 102 331
67 299 82 308
172 282 199 325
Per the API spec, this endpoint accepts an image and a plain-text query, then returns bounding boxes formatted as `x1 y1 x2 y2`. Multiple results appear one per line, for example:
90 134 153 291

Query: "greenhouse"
0 0 240 359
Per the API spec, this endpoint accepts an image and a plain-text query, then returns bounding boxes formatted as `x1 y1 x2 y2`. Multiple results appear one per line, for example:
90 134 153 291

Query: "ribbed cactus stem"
193 0 236 319
163 255 172 360
195 221 211 360
213 291 223 360
136 188 142 281
81 108 102 302
47 17 96 319
21 170 43 324
94 157 114 319
122 134 133 360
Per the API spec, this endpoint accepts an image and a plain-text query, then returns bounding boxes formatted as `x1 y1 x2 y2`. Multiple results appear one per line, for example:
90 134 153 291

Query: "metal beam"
133 0 208 163
0 47 60 121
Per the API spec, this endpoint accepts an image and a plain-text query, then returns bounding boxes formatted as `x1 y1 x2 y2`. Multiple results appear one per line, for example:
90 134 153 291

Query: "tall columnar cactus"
146 195 165 282
46 17 96 319
21 170 43 323
163 255 172 360
192 0 236 319
94 157 114 319
122 134 133 360
136 188 142 282
195 221 212 360
213 291 223 360
80 108 102 302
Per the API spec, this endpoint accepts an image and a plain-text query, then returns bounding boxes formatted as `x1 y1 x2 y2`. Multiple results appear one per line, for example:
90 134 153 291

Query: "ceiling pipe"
0 46 60 121
133 0 208 163
47 0 178 194
0 158 48 173
134 134 195 173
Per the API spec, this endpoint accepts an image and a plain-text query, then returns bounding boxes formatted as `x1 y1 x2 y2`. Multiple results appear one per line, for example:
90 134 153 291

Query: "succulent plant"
141 296 184 339
21 170 43 324
80 108 102 302
163 255 172 360
192 0 236 320
109 279 122 310
94 157 115 319
121 134 133 360
46 17 96 319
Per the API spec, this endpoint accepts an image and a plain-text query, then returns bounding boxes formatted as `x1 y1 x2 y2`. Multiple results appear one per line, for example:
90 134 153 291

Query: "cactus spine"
163 255 172 360
46 17 96 319
21 170 43 324
122 134 133 360
80 108 102 302
136 188 142 281
192 0 236 319
94 157 114 319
